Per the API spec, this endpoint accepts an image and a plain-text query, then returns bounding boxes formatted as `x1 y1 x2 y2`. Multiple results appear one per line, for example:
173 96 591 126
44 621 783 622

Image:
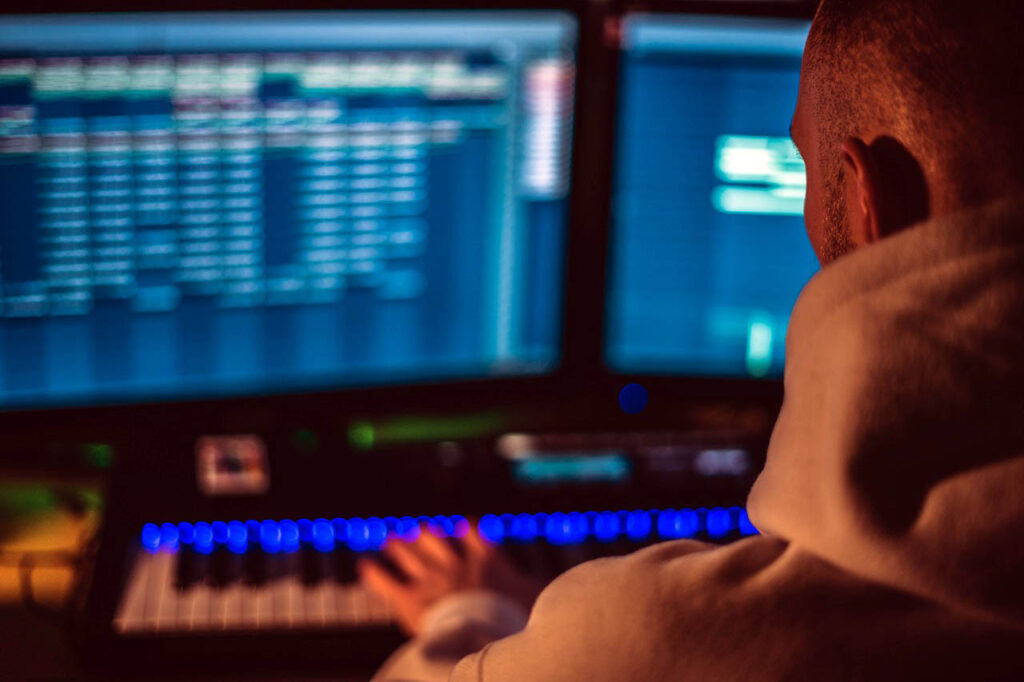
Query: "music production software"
0 12 576 408
606 16 820 379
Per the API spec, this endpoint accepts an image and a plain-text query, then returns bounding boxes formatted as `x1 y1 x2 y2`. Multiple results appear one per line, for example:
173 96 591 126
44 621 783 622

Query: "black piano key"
333 547 358 584
175 546 210 590
506 540 552 581
300 546 332 585
210 548 244 587
243 547 282 585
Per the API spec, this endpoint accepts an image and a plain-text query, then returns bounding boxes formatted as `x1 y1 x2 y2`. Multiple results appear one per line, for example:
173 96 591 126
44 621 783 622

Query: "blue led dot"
298 518 314 543
450 515 470 538
626 510 652 540
260 520 281 553
367 517 388 549
657 510 679 538
177 522 195 545
331 518 349 544
384 516 400 535
211 521 229 544
280 520 300 552
312 518 334 552
227 521 248 553
737 509 759 536
618 383 649 414
430 515 454 537
194 522 214 555
594 511 620 542
160 522 179 551
567 512 587 543
245 520 261 544
478 514 504 543
677 509 700 538
514 513 538 542
141 523 161 552
545 512 573 545
398 516 419 541
706 508 733 538
347 518 369 552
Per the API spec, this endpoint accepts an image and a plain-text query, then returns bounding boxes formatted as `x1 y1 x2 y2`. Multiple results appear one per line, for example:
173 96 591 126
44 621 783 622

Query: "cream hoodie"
373 200 1024 681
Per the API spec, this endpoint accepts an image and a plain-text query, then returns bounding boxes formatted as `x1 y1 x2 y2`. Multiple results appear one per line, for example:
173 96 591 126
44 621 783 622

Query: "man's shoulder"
530 536 788 627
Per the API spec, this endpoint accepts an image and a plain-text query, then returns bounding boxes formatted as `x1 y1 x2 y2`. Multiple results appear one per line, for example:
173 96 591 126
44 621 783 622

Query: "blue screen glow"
0 11 576 409
606 15 820 379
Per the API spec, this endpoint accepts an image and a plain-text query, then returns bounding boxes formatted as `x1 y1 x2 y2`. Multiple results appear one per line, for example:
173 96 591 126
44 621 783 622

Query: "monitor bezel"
0 1 604 437
595 0 816 404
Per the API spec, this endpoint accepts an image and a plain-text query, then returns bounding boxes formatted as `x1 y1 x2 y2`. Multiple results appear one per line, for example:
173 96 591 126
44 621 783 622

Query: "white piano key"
207 587 227 631
175 583 199 629
252 580 275 629
115 552 153 632
221 582 244 629
321 582 341 625
303 582 327 627
349 585 370 624
188 583 212 632
270 576 293 628
283 576 306 628
153 553 179 631
239 584 260 627
334 583 356 624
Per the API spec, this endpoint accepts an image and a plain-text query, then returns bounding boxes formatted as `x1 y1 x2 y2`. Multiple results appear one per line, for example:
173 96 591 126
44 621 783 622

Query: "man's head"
792 0 1024 265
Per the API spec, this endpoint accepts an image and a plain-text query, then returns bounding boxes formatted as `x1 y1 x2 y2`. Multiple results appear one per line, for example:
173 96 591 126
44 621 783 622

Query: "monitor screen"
606 15 818 379
0 11 576 408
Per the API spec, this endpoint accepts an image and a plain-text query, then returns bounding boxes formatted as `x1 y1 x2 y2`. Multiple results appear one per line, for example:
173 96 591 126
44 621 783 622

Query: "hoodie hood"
749 198 1024 628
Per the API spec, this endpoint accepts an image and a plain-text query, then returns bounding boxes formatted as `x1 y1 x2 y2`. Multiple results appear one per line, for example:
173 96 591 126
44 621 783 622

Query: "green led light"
293 429 319 453
348 412 508 451
82 443 114 469
349 422 376 451
0 485 57 514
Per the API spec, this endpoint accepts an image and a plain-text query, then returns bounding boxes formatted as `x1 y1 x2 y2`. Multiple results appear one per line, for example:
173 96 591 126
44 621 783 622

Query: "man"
360 1 1024 678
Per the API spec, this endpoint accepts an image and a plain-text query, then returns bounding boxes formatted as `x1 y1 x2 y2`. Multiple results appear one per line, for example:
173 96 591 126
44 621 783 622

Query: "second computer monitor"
606 14 819 380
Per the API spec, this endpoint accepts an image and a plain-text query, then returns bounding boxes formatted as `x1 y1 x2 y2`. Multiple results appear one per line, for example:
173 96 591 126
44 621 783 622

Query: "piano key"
175 546 210 589
206 585 227 631
175 579 199 628
300 547 331 585
221 581 245 629
282 574 307 628
187 582 212 631
321 581 342 625
152 552 179 631
269 574 292 628
333 547 358 584
251 577 275 629
210 548 244 587
303 579 328 626
114 551 153 632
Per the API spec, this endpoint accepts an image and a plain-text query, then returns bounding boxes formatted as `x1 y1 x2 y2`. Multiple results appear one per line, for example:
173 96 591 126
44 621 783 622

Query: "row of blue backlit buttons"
141 507 758 555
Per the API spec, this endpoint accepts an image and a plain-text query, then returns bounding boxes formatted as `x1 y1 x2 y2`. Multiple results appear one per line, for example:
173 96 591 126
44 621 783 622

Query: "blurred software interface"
606 16 819 379
0 12 576 407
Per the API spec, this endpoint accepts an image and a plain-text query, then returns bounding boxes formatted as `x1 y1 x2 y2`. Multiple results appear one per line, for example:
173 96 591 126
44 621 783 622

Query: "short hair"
805 0 1024 208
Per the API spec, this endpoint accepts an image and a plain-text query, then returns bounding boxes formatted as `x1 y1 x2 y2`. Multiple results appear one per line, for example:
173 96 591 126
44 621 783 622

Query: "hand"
357 526 544 636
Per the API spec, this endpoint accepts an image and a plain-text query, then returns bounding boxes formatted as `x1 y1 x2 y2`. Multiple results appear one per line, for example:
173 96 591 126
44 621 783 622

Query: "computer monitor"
0 11 577 409
605 14 818 379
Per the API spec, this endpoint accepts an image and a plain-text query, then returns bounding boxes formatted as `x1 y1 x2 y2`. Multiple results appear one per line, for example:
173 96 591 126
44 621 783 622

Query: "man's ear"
840 137 886 246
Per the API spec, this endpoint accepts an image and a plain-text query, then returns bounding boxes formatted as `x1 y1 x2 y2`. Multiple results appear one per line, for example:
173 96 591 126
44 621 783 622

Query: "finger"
416 528 460 569
384 536 438 579
357 558 423 637
463 526 496 560
357 557 408 603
